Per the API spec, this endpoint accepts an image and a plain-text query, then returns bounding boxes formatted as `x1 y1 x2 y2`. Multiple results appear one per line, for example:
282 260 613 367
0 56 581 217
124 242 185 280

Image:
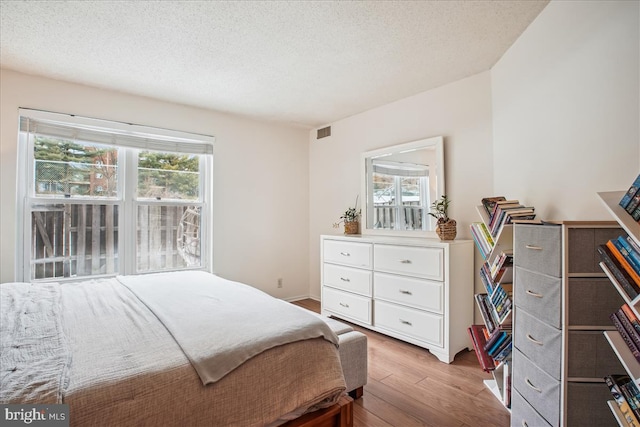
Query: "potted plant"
428 194 457 240
333 196 361 235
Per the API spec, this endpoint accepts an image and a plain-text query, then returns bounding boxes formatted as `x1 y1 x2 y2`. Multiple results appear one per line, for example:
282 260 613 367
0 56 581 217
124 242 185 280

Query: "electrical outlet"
277 278 283 288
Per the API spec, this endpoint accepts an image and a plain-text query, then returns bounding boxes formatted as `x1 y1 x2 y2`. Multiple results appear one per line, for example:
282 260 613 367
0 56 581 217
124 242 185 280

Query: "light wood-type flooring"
292 299 511 427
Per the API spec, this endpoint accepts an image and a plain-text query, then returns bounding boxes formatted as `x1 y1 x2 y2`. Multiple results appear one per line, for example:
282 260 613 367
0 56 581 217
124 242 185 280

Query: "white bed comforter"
117 271 338 384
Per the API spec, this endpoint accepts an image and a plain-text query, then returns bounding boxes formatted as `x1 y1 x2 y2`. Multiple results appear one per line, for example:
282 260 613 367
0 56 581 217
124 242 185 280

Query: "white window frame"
16 108 214 282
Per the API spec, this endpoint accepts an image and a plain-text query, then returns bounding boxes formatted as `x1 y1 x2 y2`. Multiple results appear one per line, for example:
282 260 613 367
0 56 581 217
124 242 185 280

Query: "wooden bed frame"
284 395 353 427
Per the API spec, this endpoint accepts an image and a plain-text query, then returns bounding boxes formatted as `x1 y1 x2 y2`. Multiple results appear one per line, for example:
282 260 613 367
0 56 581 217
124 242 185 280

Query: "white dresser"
321 234 474 363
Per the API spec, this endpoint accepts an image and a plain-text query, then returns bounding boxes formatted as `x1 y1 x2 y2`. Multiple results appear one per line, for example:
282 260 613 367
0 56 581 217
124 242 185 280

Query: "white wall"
0 69 311 299
492 0 639 217
308 72 494 299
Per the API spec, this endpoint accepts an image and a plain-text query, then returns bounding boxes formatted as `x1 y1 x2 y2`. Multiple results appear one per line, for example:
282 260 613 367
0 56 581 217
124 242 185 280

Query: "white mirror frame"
360 136 445 238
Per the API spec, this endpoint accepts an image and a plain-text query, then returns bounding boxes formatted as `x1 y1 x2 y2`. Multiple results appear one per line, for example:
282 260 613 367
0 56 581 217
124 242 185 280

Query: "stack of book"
619 174 640 222
467 324 512 371
610 303 640 365
485 197 536 237
598 236 640 300
604 374 640 427
470 221 494 259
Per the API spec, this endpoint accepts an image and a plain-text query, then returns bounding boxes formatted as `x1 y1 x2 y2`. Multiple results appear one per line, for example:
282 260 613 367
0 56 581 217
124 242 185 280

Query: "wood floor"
292 299 511 427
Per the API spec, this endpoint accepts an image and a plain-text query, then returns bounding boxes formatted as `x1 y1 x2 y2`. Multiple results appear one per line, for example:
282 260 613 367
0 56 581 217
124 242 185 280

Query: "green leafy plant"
333 196 361 228
428 194 452 224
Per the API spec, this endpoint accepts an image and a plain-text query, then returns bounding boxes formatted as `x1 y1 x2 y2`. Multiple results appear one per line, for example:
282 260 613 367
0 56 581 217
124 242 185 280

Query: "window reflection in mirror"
362 136 444 236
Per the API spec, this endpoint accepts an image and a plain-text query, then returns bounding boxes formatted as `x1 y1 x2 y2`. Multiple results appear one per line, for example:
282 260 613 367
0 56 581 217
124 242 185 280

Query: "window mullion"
122 149 138 275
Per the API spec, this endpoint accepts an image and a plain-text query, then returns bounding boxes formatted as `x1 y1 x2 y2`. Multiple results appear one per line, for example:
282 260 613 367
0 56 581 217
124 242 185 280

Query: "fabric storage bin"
567 227 622 274
514 308 562 380
566 381 618 427
513 224 562 278
567 331 624 378
510 389 553 427
514 266 562 329
568 277 625 326
513 349 561 426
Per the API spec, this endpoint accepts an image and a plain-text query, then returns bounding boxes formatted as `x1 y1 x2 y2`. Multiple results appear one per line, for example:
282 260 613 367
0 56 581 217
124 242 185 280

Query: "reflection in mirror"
361 136 444 236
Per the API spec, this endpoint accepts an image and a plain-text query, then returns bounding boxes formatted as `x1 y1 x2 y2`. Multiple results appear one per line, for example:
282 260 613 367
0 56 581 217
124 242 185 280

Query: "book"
627 193 640 215
492 339 512 362
620 174 640 209
617 307 640 351
633 204 640 222
622 303 640 336
605 374 640 427
610 311 640 364
470 223 491 259
467 324 495 372
481 196 506 217
618 236 640 276
598 244 640 299
621 380 640 421
607 240 640 287
624 380 640 420
475 294 496 333
485 331 509 356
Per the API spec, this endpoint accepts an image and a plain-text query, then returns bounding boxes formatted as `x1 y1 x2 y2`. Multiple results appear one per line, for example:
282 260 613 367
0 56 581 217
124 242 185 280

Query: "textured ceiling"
0 1 548 129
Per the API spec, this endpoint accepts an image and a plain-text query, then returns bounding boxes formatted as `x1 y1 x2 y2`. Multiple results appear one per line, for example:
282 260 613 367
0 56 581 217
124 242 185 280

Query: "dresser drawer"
323 263 372 297
323 240 372 268
322 286 372 325
511 389 553 427
514 308 562 380
567 331 623 378
374 300 443 346
514 267 562 329
513 349 560 426
514 224 562 277
374 272 443 314
568 277 625 327
374 244 443 280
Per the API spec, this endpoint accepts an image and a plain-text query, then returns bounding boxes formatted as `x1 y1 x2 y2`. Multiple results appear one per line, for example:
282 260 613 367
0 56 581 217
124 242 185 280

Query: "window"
371 160 430 230
17 109 214 282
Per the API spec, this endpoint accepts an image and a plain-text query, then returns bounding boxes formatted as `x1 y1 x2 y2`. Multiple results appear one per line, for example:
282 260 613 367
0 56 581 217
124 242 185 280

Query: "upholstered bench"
320 315 368 399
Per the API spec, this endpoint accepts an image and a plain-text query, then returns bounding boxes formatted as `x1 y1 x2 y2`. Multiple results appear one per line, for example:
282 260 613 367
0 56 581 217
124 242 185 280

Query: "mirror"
361 136 444 237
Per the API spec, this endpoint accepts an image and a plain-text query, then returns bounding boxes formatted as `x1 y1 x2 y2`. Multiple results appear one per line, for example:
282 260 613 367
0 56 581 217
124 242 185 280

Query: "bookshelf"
598 190 640 425
469 203 516 410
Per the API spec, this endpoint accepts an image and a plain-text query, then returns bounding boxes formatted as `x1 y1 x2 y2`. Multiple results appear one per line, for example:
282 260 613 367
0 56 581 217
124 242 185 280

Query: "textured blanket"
117 271 339 384
0 282 69 404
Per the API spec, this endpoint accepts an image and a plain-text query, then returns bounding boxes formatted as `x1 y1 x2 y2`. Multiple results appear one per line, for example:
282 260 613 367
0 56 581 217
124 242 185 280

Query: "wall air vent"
317 126 331 139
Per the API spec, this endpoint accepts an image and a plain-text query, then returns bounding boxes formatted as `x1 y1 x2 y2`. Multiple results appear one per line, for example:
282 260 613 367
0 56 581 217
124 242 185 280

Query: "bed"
0 270 353 426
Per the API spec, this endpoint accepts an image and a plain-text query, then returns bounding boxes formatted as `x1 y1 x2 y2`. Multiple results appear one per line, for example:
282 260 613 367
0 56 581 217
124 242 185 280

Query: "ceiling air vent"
317 126 331 139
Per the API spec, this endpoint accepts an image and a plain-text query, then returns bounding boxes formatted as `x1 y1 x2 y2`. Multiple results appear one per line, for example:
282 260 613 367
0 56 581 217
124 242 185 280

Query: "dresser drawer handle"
525 377 542 393
340 252 351 257
399 259 412 264
399 289 413 295
526 289 544 298
339 302 350 308
340 277 351 282
526 334 544 346
525 244 543 251
399 319 413 326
